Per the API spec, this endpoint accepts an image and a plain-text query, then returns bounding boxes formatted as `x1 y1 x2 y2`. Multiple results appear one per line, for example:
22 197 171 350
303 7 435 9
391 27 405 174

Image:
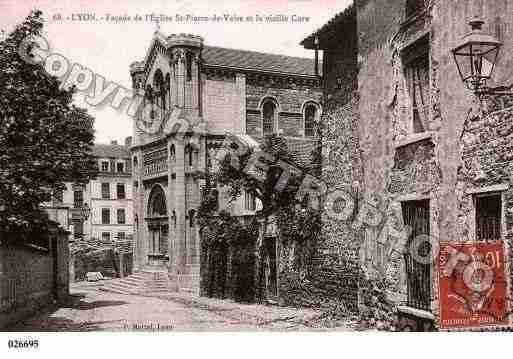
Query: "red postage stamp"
438 241 510 330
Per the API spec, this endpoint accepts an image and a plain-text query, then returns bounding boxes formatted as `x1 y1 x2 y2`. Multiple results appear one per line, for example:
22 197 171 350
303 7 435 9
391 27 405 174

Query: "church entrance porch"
145 184 170 269
146 218 169 267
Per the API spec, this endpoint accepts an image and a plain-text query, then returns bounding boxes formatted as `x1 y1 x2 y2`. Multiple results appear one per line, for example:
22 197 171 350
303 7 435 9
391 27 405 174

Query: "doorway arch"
146 184 169 265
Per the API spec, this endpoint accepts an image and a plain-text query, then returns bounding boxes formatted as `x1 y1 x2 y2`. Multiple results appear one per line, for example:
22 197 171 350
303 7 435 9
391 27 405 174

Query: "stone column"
175 49 186 109
174 140 187 274
167 140 175 273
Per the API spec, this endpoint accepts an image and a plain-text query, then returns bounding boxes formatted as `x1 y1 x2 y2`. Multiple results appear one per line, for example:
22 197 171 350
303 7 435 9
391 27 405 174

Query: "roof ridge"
203 45 315 62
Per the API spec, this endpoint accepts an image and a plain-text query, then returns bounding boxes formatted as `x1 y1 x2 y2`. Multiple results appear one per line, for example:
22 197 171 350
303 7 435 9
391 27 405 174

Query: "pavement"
7 281 355 331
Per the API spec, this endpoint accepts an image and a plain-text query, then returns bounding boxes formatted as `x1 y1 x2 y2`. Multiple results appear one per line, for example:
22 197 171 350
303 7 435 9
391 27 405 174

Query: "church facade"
129 32 322 294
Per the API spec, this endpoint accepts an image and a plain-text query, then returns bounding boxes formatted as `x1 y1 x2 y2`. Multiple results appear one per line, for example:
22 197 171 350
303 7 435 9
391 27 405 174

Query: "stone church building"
129 32 322 294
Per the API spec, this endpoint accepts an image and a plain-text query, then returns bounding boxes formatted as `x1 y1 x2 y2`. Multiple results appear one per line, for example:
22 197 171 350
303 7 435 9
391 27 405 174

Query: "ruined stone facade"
297 0 513 327
294 6 363 312
129 32 321 295
353 0 513 325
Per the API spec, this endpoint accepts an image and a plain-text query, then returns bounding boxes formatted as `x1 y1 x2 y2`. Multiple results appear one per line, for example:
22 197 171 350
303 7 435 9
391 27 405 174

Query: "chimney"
125 136 132 148
111 140 118 145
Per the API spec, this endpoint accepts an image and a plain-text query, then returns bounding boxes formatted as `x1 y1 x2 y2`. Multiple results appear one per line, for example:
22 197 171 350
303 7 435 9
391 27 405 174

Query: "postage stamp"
438 241 510 330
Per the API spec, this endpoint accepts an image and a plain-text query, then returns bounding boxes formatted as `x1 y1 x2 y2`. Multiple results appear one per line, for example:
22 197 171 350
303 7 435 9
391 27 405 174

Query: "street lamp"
452 17 507 95
82 203 91 221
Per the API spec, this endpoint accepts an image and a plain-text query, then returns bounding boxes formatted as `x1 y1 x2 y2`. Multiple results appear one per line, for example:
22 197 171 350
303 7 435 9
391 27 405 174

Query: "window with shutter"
116 183 125 199
102 208 110 224
403 37 430 134
101 183 110 199
117 208 126 224
73 190 83 208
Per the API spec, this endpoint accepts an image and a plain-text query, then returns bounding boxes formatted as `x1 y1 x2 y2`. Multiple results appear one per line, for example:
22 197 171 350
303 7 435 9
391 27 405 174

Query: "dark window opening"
117 162 124 173
102 208 110 225
476 194 502 241
101 161 109 172
73 190 83 208
304 104 317 137
116 183 126 199
101 183 110 199
406 0 425 19
165 73 171 110
117 208 126 224
73 220 83 240
402 199 431 311
170 145 176 162
102 232 110 242
117 232 125 240
186 52 193 81
188 148 194 166
189 210 195 228
403 38 429 134
262 101 276 135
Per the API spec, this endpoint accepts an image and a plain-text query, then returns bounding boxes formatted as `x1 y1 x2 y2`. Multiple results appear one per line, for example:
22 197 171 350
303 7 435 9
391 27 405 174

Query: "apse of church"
129 32 321 295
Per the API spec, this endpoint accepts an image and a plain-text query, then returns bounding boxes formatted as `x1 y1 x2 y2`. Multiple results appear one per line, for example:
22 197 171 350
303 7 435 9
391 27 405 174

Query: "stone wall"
457 96 513 303
278 6 362 313
356 0 513 318
0 227 69 329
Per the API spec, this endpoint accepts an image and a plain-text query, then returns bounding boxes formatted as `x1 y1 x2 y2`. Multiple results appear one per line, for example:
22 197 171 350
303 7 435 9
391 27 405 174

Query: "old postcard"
1 0 513 356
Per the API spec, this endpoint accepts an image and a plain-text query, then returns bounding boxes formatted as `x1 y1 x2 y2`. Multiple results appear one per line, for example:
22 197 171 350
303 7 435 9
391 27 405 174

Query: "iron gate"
402 200 431 311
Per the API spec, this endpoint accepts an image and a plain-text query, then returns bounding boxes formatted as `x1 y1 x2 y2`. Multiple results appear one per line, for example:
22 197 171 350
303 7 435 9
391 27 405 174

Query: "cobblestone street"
8 282 353 331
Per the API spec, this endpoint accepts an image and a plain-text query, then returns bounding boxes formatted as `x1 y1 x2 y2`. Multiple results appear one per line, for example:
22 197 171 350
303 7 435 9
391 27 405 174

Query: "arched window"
186 52 193 82
165 73 171 110
262 100 276 135
304 104 318 137
153 70 165 112
170 144 176 162
189 210 195 228
185 145 193 166
148 185 167 217
145 84 154 119
133 156 138 168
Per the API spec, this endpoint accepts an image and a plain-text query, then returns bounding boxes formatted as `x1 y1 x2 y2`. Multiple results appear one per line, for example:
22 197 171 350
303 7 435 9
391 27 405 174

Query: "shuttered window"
102 208 110 224
403 38 430 134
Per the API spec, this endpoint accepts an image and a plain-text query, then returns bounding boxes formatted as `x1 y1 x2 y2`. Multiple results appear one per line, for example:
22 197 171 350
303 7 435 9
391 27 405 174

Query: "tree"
0 10 97 230
198 133 320 246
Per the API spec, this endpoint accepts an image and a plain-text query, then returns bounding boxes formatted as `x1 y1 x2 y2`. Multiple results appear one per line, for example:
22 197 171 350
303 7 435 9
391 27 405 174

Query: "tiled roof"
202 46 318 77
92 144 130 159
301 4 355 49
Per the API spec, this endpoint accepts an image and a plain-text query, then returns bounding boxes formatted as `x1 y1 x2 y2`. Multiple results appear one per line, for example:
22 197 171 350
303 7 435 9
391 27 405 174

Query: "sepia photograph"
1 0 513 357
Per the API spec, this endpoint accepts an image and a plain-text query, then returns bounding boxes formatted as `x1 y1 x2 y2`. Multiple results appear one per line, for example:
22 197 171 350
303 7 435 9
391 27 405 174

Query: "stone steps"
100 270 174 296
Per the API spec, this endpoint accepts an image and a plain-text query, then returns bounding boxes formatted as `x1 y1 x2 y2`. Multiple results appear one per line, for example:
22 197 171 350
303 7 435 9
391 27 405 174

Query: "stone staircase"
100 270 177 296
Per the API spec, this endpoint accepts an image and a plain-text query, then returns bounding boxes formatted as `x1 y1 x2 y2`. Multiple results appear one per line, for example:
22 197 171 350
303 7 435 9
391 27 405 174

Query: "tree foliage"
214 134 305 216
198 133 321 247
0 10 97 230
